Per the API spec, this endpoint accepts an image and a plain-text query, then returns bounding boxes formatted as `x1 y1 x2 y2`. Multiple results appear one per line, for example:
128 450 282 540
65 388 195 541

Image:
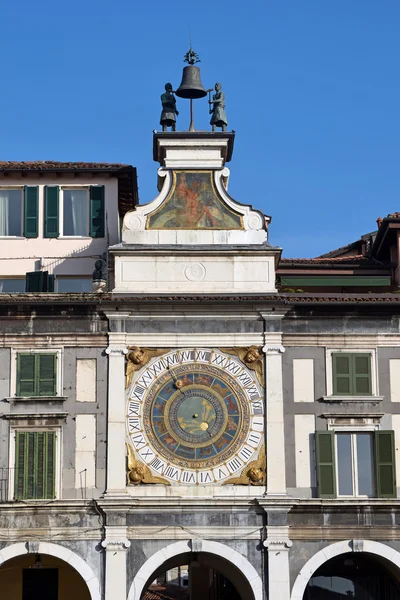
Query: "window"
14 431 56 499
16 353 57 397
316 430 396 498
332 353 372 395
63 189 89 236
336 432 375 496
0 189 22 235
0 278 25 292
44 185 105 238
0 187 38 238
55 277 92 292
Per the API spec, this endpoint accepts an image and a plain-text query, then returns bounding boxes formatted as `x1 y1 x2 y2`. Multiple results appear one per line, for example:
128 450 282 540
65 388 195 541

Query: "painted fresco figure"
160 83 179 131
209 82 227 132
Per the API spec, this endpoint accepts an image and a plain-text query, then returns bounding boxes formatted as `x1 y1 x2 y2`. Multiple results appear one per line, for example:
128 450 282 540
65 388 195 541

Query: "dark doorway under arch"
0 553 91 600
141 551 253 600
303 553 400 600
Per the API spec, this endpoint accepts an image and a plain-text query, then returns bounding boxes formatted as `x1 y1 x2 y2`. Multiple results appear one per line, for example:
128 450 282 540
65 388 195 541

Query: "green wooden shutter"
14 432 26 499
316 431 336 498
89 186 105 238
47 274 55 292
26 271 44 292
14 431 56 500
44 186 59 238
333 354 352 395
38 354 57 396
375 430 396 498
23 186 39 238
17 354 36 396
353 354 372 395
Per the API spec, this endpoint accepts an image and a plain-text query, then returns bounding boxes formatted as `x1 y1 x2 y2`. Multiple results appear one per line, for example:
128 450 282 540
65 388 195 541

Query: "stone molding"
124 333 265 348
283 333 400 347
0 334 107 348
126 526 262 540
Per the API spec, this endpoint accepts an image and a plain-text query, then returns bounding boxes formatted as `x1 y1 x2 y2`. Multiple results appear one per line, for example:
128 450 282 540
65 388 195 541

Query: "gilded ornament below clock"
222 346 265 388
222 446 266 486
126 347 169 389
126 443 170 485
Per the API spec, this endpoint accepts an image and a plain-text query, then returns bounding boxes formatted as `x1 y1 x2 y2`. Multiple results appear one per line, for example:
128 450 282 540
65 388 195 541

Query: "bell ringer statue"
209 82 228 132
160 83 179 131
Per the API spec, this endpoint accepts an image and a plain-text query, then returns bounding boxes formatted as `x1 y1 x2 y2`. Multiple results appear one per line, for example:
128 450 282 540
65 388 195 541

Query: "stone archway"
128 540 263 600
0 541 101 600
291 539 400 600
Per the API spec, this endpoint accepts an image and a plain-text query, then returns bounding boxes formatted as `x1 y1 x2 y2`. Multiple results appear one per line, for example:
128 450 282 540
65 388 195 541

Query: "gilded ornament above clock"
126 348 265 486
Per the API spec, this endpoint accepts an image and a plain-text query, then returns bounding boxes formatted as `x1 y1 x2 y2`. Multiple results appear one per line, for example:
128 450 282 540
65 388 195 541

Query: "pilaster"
261 309 288 496
264 525 292 600
262 344 287 495
105 332 128 496
102 526 131 600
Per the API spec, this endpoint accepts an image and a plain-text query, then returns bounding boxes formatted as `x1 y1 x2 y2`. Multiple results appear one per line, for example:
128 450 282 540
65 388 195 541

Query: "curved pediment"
123 167 269 245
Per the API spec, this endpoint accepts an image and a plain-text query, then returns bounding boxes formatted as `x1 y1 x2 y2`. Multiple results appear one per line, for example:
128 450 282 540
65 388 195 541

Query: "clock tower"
105 128 286 600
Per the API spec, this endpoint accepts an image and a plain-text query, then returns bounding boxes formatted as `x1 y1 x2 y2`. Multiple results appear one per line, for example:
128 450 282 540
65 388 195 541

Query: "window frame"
0 186 24 238
325 348 378 400
11 348 63 399
334 430 376 498
55 277 93 293
59 187 91 238
0 278 26 293
8 425 62 501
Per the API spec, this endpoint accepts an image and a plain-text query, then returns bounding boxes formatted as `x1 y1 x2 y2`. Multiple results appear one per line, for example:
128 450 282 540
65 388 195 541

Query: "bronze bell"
175 65 207 99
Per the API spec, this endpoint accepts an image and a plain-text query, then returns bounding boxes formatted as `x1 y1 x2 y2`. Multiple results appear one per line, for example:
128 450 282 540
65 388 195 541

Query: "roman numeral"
164 466 180 480
131 433 146 449
227 457 243 473
128 417 141 432
239 446 254 462
181 471 196 484
128 401 141 416
150 457 166 473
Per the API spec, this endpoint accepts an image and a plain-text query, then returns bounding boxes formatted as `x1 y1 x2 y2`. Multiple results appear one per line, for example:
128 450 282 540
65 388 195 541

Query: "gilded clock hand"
167 366 185 395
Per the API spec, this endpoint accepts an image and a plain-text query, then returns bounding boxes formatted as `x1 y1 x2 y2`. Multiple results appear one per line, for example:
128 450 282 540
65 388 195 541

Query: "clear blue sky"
1 1 399 257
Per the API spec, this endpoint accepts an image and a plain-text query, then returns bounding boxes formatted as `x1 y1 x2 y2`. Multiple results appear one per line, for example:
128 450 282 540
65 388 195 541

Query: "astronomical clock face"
126 348 264 485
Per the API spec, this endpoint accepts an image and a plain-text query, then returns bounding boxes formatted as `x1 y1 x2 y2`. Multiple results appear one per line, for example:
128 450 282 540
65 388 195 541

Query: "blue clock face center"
174 390 218 439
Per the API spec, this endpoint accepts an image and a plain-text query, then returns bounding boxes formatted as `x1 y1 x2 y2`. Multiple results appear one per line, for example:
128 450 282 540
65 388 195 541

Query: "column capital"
102 538 131 550
264 526 292 550
262 345 285 355
102 526 131 550
106 346 128 357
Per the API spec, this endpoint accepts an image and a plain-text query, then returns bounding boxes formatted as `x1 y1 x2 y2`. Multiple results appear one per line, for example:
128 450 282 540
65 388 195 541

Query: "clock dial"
127 348 264 485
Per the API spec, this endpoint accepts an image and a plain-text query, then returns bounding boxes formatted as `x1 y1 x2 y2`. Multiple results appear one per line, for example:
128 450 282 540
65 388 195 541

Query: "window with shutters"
14 431 56 500
16 352 58 397
47 186 105 238
316 430 396 498
324 349 378 401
